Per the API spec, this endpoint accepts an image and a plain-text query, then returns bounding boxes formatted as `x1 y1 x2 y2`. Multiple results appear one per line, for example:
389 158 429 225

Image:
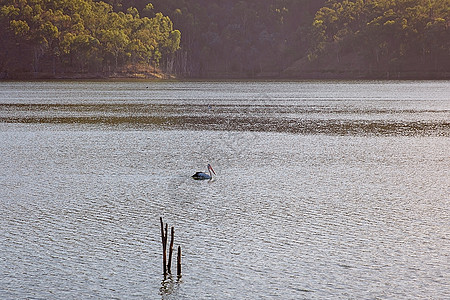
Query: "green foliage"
140 0 325 76
1 0 448 78
0 0 181 75
310 0 450 73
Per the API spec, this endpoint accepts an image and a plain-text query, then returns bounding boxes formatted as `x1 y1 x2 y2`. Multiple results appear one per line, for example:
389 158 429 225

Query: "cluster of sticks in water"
160 217 181 278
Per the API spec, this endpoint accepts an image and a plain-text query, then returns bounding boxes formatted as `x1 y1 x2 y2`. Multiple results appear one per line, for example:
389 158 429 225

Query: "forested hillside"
1 0 449 79
107 0 326 77
0 0 180 78
289 0 450 78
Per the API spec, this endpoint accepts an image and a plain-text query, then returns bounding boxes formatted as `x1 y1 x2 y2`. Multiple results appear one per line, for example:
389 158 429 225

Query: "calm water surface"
0 81 449 299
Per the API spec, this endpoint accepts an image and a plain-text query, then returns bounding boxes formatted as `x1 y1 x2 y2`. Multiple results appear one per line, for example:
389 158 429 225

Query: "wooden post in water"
160 217 167 276
164 223 168 273
177 245 182 277
167 226 174 274
159 217 182 278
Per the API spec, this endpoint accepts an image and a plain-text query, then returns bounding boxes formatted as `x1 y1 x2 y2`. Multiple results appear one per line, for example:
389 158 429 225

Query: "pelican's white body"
192 164 216 180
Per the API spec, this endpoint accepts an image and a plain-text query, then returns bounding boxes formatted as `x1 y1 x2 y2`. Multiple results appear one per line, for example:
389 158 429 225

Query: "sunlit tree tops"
0 0 180 74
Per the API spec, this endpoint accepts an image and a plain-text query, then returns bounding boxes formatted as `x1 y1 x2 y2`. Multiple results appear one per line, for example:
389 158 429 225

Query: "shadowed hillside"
1 0 449 79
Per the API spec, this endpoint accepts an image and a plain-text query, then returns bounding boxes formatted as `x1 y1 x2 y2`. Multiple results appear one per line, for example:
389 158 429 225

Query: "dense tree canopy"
308 0 450 76
144 0 325 76
93 0 450 78
1 0 448 78
0 0 180 77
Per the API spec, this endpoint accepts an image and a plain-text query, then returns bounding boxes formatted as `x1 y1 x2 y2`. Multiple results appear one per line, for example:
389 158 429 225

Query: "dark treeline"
108 0 326 77
303 0 450 78
1 0 449 79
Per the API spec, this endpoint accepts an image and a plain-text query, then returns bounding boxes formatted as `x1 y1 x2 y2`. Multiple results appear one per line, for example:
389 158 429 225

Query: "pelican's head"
207 164 216 175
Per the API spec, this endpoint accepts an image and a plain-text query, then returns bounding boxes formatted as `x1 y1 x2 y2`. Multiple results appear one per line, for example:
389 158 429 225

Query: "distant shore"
0 70 174 81
1 70 449 81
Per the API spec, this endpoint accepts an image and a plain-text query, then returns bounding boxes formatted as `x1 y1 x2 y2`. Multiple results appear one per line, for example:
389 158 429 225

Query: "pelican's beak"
209 165 216 175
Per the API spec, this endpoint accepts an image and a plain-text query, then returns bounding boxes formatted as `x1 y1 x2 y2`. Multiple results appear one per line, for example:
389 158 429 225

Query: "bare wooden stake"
167 226 174 273
160 218 182 279
160 217 167 275
164 223 168 272
177 245 182 277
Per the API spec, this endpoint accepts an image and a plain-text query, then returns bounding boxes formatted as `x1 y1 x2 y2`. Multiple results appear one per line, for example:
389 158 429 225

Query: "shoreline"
1 70 449 81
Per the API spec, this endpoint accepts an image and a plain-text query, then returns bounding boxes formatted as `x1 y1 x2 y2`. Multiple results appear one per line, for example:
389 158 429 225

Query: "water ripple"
1 81 449 299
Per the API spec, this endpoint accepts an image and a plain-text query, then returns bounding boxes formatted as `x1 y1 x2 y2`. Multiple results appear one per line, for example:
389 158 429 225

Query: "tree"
0 0 181 77
308 0 450 75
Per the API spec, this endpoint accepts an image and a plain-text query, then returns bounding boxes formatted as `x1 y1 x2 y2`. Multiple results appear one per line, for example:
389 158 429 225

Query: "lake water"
0 80 449 299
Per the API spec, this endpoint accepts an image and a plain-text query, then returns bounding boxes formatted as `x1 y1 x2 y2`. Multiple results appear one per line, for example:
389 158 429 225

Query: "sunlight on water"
0 81 449 299
0 81 449 136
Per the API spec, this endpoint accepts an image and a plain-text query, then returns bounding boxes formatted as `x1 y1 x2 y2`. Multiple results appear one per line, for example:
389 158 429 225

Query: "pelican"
192 164 216 180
